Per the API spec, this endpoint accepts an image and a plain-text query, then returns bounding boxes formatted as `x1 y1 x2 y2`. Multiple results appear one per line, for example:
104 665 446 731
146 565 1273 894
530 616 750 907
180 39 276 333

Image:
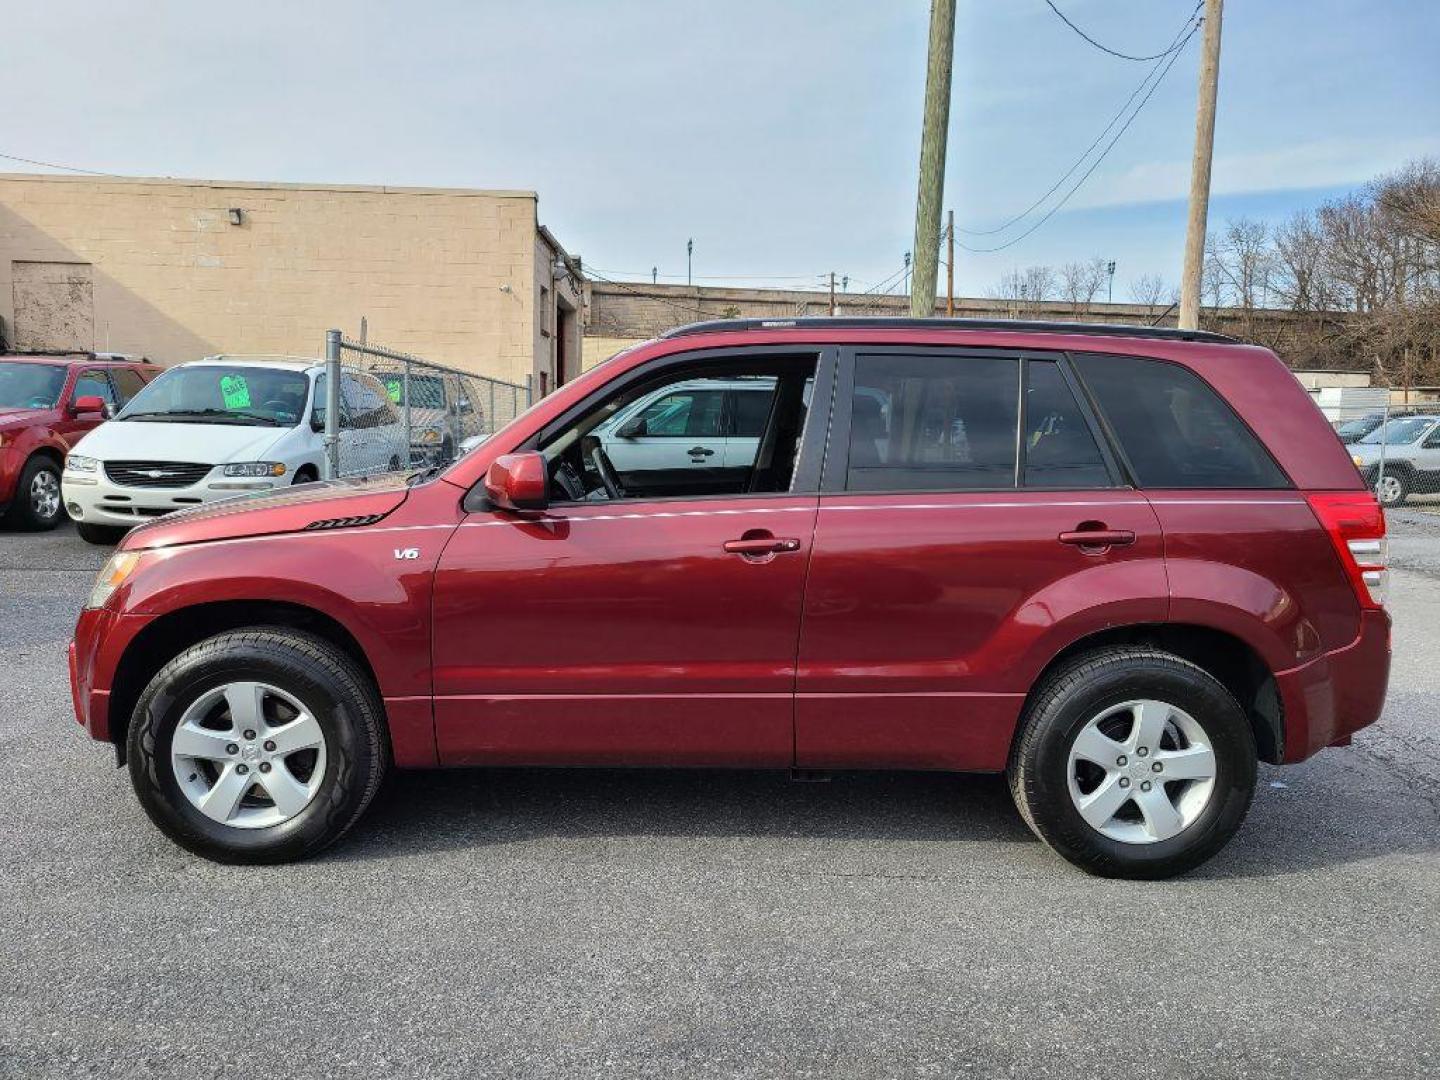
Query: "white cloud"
1071 134 1440 210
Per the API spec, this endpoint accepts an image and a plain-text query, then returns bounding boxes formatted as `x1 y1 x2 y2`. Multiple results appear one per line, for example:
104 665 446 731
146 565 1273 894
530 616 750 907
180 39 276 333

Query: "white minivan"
62 356 406 544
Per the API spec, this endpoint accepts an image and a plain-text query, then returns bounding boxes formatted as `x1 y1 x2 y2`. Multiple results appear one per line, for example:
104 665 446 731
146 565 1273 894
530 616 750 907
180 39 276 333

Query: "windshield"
0 362 67 410
1358 417 1435 446
377 373 445 409
1336 416 1382 439
116 365 309 426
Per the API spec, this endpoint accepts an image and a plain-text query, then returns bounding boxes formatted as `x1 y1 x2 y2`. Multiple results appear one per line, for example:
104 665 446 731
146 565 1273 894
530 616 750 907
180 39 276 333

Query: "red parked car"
0 353 158 530
68 319 1389 877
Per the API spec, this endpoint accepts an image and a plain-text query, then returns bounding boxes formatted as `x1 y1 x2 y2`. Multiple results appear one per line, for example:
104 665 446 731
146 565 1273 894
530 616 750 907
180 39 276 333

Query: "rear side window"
1074 354 1289 489
110 368 146 402
1024 361 1110 488
848 354 1019 491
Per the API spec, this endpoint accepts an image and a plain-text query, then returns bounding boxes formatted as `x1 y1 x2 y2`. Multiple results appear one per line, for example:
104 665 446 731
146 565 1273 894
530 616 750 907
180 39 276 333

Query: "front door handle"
723 536 802 556
688 446 715 457
1058 528 1135 548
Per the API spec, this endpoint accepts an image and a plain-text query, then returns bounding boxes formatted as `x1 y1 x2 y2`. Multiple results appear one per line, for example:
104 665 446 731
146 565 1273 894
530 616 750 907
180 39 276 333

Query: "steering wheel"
589 445 625 500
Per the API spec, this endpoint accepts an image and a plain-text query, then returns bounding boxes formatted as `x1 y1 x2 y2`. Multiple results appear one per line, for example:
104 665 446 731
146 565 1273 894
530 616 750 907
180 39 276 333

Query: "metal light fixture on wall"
227 208 244 226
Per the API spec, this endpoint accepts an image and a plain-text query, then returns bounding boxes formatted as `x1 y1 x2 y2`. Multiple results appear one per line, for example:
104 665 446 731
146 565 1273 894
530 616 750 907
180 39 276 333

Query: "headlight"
67 454 99 473
87 551 142 610
417 428 441 444
1352 455 1366 469
221 462 287 478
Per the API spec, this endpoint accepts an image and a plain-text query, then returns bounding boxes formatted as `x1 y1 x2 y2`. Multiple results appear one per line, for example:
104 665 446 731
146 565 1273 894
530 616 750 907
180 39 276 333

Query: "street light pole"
1107 260 1116 304
687 239 693 287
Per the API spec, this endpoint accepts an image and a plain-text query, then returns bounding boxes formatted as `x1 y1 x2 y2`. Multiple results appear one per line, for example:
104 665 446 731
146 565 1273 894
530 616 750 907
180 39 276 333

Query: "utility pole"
1178 0 1224 330
829 271 837 316
911 0 956 317
946 209 955 317
687 239 694 287
652 266 657 284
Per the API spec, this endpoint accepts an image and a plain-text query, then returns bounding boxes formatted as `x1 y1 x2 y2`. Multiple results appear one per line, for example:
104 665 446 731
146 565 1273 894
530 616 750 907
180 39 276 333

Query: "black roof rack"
661 316 1235 344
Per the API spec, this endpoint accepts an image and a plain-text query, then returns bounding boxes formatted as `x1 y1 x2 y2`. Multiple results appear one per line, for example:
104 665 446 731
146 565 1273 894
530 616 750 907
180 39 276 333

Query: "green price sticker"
220 374 251 410
384 378 403 404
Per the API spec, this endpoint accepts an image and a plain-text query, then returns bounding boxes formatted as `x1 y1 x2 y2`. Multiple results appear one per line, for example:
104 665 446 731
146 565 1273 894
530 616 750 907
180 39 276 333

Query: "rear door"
795 348 1167 771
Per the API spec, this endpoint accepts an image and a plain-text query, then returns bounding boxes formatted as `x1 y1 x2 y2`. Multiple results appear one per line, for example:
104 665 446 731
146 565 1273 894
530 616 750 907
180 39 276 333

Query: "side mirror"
72 395 108 417
617 416 648 439
484 452 549 511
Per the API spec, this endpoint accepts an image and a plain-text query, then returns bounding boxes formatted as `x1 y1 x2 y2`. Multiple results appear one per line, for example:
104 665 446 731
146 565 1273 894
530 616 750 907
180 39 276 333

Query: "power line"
959 1 1202 237
0 149 121 176
957 18 1201 255
1042 0 1196 62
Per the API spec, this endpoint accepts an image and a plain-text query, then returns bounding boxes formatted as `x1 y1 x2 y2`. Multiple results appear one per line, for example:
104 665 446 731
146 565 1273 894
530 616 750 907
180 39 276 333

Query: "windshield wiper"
121 408 281 425
406 464 446 486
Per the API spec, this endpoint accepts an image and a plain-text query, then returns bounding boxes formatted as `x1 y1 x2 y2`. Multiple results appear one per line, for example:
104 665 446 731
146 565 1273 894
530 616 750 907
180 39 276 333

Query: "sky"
5 0 1439 301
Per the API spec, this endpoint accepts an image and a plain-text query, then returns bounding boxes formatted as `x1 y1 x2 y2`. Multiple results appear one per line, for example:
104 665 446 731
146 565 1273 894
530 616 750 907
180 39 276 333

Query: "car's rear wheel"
76 522 128 545
7 456 63 530
1376 471 1409 507
1008 647 1257 879
127 628 389 863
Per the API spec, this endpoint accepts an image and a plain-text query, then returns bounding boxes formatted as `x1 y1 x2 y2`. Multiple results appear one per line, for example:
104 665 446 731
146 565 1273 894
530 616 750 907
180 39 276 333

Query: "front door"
431 349 830 767
795 349 1167 771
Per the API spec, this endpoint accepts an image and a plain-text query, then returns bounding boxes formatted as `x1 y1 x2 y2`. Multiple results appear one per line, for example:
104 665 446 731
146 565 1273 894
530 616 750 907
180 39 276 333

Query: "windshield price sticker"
220 374 252 410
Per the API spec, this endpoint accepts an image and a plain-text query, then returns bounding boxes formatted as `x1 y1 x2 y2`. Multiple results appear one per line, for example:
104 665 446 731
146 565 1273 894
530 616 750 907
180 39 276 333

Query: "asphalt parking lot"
2 519 1437 1080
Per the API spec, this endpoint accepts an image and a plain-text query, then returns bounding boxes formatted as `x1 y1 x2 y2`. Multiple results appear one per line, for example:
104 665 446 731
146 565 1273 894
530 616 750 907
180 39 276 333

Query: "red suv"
1 353 158 530
68 320 1389 877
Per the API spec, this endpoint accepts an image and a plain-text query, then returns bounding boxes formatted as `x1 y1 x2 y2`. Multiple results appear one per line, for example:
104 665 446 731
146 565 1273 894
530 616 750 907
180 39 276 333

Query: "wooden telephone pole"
911 0 956 317
1178 0 1224 330
946 209 955 316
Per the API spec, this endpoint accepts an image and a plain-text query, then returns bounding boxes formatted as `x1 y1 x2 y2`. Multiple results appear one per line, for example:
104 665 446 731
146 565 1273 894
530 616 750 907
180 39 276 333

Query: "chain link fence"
321 331 531 478
1325 392 1440 509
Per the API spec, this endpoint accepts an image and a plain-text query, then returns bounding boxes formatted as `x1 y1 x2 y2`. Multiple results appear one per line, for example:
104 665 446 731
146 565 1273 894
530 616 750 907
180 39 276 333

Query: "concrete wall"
0 174 552 386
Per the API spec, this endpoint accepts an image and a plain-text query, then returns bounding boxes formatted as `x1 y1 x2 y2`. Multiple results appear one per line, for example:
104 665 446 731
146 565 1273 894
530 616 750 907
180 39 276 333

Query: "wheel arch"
107 599 380 766
1021 622 1284 765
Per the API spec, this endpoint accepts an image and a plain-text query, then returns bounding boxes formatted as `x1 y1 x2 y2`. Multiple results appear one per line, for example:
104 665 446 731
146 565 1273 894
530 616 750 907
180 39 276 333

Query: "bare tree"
987 265 1056 317
1058 258 1108 315
1129 273 1172 314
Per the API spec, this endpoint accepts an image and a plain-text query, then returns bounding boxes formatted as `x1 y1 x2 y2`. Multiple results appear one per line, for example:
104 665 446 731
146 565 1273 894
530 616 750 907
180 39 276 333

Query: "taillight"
1306 492 1387 609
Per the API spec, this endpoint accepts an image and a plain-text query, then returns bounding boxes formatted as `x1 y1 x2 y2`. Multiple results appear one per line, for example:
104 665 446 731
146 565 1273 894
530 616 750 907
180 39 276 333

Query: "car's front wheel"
127 628 389 863
76 522 128 545
1376 470 1409 507
1008 647 1257 879
7 455 63 530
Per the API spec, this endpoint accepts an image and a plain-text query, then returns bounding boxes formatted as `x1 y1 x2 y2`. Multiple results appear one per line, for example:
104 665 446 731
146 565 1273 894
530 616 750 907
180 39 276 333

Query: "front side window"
118 365 308 427
73 370 117 407
110 368 147 402
1073 354 1290 489
847 354 1019 492
632 388 726 437
0 362 67 409
539 358 815 502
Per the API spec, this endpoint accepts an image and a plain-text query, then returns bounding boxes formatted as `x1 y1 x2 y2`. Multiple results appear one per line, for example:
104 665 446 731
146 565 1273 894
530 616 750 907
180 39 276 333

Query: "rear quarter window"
1073 353 1290 490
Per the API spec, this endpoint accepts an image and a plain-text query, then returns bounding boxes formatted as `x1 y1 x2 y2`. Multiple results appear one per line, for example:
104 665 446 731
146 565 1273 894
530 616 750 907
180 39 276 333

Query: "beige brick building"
0 174 584 390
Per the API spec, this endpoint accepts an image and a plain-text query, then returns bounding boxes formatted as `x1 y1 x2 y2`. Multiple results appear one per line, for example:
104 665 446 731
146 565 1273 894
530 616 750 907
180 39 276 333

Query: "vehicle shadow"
328 767 1036 857
324 756 1439 879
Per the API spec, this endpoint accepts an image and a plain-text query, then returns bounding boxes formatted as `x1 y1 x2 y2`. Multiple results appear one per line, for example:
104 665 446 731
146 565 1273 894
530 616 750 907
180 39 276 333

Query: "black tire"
127 628 389 864
6 455 63 530
76 522 129 546
1377 469 1410 508
1007 647 1257 880
292 466 319 486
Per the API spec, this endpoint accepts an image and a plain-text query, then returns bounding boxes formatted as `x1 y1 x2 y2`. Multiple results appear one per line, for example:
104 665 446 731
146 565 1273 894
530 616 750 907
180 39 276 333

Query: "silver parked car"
1349 414 1440 506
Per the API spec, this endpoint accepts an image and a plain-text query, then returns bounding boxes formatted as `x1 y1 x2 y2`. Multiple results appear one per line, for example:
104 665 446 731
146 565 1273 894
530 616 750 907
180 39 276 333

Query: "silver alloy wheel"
1066 699 1217 844
1378 474 1404 505
30 468 61 520
170 681 328 829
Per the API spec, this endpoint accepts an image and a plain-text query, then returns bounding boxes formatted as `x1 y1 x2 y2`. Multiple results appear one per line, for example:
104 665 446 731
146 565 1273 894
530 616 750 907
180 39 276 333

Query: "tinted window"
1074 354 1289 489
634 388 725 437
110 368 146 402
1358 417 1432 446
848 354 1019 491
730 388 775 437
1024 361 1110 488
73 370 116 406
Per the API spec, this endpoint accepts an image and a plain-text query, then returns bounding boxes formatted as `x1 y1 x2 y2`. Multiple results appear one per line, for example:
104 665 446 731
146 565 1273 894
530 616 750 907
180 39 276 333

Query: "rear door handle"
723 536 802 556
1058 529 1135 548
688 446 715 457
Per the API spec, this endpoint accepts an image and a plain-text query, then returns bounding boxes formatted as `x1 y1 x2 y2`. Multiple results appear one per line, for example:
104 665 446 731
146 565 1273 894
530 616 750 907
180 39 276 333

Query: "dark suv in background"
69 319 1389 878
0 353 157 529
